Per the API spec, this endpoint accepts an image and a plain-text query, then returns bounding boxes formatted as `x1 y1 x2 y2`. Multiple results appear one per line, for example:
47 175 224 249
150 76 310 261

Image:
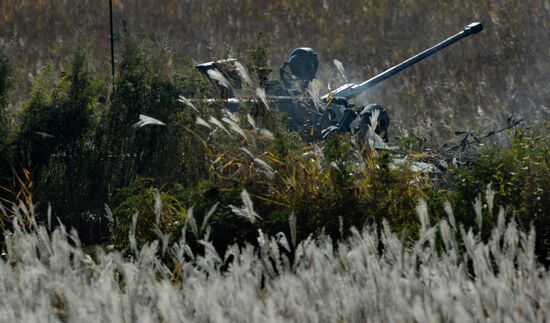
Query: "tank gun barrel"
322 22 483 102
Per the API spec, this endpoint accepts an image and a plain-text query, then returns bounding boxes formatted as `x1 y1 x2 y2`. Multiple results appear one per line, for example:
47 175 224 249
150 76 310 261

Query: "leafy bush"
155 107 427 248
449 130 550 260
112 179 187 248
12 44 105 234
96 34 211 201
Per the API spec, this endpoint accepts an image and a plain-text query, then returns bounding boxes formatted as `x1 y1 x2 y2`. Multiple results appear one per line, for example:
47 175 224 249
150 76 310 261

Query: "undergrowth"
0 33 548 263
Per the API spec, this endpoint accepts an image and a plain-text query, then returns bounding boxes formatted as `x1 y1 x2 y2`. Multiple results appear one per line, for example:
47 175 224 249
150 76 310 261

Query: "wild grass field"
1 197 549 322
0 1 549 321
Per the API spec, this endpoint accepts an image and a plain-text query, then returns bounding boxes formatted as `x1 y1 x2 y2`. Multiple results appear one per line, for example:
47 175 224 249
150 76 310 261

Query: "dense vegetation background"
0 0 548 264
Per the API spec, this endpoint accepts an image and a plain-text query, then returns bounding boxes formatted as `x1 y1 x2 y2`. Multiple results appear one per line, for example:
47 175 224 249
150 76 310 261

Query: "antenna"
109 0 115 86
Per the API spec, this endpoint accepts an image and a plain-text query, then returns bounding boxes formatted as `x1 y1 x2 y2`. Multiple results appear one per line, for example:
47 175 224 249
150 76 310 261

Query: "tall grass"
1 198 548 322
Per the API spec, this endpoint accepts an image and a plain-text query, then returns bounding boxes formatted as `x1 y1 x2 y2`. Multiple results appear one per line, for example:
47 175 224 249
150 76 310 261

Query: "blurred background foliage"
0 0 549 140
0 1 548 262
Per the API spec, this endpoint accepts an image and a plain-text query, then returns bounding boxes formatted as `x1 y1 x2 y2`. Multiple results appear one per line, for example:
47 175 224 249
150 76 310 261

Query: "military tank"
196 22 483 141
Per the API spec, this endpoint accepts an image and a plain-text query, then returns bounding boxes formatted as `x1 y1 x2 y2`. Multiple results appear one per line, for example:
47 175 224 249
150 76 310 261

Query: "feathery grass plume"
184 206 198 238
333 59 347 82
207 69 232 89
32 131 54 138
307 79 322 109
17 200 34 229
369 109 380 139
129 212 138 253
253 158 274 178
416 198 436 252
222 117 247 140
289 211 297 247
0 202 7 220
223 108 239 122
443 200 457 231
255 87 270 110
208 116 230 135
416 198 430 235
439 219 452 251
153 226 171 255
369 108 380 135
132 114 166 130
178 95 199 113
364 108 390 150
229 189 261 223
47 203 52 231
275 232 291 254
201 202 219 232
246 114 256 129
473 194 483 231
246 114 274 139
496 206 506 238
486 183 495 214
234 61 253 87
240 146 254 158
197 239 222 269
195 116 212 129
259 129 274 140
154 189 162 226
104 204 115 236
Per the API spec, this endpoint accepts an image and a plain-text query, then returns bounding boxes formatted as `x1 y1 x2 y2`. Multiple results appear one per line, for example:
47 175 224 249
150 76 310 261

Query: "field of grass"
0 1 549 321
1 200 548 322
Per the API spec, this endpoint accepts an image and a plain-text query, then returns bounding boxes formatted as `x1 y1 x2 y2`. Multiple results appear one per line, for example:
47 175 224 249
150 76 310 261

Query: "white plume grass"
132 114 166 130
195 116 212 129
208 116 230 135
1 199 548 322
333 59 348 82
201 202 219 232
229 189 261 223
207 69 232 89
246 114 256 129
255 87 270 110
222 117 247 140
234 61 253 87
178 95 199 113
307 79 323 109
253 157 274 178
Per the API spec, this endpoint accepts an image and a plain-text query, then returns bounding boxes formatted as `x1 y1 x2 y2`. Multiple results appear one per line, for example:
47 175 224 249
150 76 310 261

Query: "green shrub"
112 179 187 248
13 44 105 234
96 34 211 202
191 123 427 243
449 130 550 260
